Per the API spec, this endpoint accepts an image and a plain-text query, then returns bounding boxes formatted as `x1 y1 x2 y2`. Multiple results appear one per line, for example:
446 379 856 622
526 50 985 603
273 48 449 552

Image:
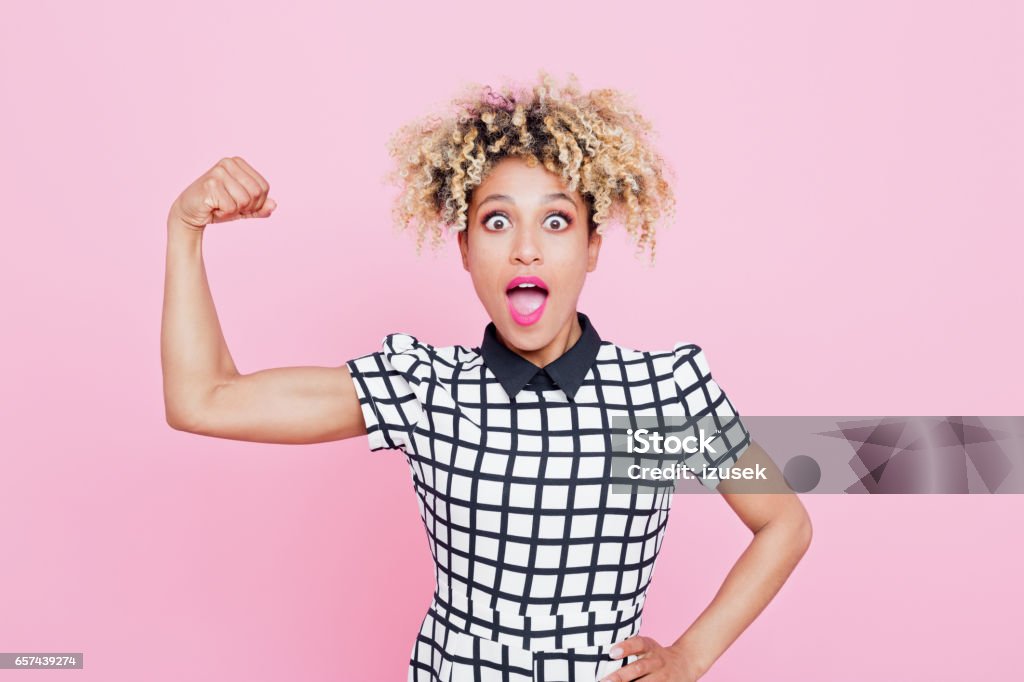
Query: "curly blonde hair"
385 71 676 262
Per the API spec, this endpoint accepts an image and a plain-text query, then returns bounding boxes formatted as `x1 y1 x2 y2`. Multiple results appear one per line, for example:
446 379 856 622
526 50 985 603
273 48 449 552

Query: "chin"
498 309 564 349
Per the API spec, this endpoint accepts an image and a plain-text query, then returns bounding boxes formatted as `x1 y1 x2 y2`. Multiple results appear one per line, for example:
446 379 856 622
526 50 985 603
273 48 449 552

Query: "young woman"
161 73 812 682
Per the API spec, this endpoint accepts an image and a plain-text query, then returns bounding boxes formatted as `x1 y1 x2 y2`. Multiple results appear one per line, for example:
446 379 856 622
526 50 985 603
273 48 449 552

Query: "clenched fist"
169 156 277 230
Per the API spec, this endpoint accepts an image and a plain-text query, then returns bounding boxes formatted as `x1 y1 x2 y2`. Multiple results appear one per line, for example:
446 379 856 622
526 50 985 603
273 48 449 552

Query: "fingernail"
609 646 623 658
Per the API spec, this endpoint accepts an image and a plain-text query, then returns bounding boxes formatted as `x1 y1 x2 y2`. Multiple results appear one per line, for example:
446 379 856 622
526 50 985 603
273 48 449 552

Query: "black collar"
479 312 602 400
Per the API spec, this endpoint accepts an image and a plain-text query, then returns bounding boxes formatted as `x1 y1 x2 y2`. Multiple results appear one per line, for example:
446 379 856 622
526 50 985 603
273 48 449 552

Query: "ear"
458 229 470 272
586 228 602 272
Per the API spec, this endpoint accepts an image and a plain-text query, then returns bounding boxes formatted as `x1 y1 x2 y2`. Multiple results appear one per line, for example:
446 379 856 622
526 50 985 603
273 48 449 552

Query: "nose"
510 224 542 265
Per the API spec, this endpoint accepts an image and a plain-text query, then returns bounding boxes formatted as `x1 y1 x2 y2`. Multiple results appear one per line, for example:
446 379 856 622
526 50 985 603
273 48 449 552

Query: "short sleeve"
345 333 426 452
671 343 753 491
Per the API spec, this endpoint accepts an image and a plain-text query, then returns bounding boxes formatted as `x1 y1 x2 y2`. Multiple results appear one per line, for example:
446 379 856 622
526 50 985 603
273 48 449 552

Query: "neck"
497 313 582 368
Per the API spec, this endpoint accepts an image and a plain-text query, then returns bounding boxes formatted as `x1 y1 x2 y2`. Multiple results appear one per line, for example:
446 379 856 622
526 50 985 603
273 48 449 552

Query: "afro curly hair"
384 71 676 263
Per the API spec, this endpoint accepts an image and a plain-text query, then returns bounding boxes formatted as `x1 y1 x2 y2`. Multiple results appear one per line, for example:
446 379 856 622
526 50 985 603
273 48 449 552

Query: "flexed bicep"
170 364 368 446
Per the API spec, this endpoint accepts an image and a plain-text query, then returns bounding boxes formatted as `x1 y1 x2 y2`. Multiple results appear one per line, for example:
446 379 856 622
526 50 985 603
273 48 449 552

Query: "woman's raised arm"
160 157 366 445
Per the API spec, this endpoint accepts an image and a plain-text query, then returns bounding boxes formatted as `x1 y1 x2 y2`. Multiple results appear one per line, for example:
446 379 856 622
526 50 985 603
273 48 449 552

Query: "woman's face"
459 156 601 355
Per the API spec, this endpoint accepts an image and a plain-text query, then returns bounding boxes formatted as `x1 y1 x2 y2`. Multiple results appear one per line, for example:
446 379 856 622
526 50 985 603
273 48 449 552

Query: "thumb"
254 197 277 218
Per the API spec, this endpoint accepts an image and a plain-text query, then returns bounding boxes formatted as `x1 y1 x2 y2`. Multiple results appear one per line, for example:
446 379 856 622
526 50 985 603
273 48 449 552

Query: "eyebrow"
478 192 578 209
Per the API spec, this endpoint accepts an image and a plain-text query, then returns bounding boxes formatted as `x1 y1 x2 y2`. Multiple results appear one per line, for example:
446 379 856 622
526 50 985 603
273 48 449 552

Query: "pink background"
1 0 1021 679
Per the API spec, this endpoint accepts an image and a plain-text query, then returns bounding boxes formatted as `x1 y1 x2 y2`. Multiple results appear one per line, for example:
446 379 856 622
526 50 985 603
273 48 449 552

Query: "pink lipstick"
505 275 549 326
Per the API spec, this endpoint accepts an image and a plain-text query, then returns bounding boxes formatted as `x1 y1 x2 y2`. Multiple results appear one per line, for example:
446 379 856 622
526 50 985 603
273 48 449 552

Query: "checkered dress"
345 313 752 681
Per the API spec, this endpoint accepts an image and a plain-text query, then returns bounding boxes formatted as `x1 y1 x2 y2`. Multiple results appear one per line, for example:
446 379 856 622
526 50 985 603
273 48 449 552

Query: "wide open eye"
483 212 511 231
544 211 573 231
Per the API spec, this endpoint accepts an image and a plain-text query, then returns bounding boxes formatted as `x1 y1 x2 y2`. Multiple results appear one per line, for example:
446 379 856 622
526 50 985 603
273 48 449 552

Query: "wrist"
167 211 205 238
166 215 206 259
166 199 208 232
669 637 711 680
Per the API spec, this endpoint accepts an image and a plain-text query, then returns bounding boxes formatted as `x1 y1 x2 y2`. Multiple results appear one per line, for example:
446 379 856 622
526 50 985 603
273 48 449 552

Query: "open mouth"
505 275 549 326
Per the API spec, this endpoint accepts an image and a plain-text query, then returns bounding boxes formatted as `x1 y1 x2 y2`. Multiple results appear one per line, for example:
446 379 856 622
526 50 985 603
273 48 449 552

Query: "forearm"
161 214 239 427
670 512 812 677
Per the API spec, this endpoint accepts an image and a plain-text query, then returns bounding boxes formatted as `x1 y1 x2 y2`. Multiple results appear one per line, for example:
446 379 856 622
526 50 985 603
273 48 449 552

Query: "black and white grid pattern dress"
346 312 752 682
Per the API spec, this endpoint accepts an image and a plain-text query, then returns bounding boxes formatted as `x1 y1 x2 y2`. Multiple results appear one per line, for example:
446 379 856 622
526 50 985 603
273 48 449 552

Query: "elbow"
163 378 228 433
164 379 233 435
164 392 204 433
760 507 812 556
163 380 197 432
165 403 195 432
793 511 813 555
